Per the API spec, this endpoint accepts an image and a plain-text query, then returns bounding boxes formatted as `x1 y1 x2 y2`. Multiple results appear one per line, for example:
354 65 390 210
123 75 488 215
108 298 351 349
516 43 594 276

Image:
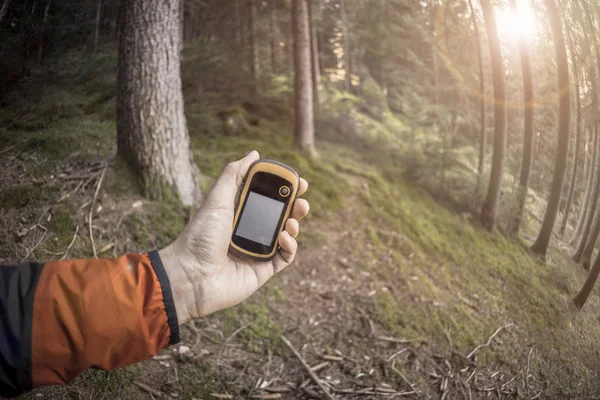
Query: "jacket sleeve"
0 250 179 397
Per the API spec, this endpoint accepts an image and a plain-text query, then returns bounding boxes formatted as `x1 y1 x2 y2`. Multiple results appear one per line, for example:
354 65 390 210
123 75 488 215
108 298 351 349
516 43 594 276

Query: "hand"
159 151 310 324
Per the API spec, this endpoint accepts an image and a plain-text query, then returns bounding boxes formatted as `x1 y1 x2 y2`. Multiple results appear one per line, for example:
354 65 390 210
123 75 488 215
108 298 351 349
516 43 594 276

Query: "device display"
229 159 299 261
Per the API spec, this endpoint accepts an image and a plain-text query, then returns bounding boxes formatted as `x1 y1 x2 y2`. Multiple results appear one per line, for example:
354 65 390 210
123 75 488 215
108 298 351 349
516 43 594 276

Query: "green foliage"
221 303 284 354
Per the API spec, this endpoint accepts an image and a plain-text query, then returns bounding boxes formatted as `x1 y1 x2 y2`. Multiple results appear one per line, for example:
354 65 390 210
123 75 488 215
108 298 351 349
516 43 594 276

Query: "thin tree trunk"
37 0 50 62
579 194 600 269
292 0 316 155
573 249 600 309
506 0 534 236
117 0 201 206
559 6 582 236
309 0 322 108
340 0 351 92
250 0 260 81
480 0 507 231
0 0 11 25
468 0 486 202
572 127 599 245
530 0 570 258
270 1 281 73
179 0 184 50
93 0 102 52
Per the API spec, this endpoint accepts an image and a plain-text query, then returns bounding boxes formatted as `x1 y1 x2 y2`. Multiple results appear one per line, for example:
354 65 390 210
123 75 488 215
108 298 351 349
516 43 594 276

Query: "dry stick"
89 166 107 258
390 365 418 393
280 335 336 400
224 320 256 343
59 225 79 260
21 224 48 262
375 336 426 345
132 380 170 398
525 347 534 397
466 324 514 359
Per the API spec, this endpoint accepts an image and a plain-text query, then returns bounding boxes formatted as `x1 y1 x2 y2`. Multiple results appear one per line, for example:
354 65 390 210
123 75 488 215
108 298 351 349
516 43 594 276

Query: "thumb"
206 150 260 208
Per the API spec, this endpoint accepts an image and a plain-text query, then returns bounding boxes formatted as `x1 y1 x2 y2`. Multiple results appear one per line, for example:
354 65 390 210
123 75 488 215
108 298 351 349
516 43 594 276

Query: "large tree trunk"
292 0 316 154
479 0 507 231
0 0 11 25
340 0 351 92
309 0 322 109
36 0 51 61
573 251 600 309
249 0 260 81
530 0 570 258
270 1 281 73
93 0 102 52
117 0 201 206
559 6 582 236
572 126 599 246
467 0 486 202
506 0 534 236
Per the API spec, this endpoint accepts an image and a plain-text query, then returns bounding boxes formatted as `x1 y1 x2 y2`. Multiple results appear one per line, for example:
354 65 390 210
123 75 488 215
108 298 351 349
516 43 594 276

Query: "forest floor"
2 46 600 399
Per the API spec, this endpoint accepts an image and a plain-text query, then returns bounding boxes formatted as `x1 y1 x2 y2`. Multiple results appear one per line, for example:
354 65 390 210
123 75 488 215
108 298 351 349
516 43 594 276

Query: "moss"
49 204 75 248
220 303 283 354
0 183 46 209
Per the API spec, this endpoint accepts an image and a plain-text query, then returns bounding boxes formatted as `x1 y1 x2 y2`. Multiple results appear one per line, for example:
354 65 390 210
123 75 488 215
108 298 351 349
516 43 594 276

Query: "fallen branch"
132 380 171 398
89 166 107 258
280 335 336 400
466 324 513 359
59 225 79 261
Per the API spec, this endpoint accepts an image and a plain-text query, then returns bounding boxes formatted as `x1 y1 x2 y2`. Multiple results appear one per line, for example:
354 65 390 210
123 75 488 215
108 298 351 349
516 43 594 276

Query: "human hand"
159 151 310 324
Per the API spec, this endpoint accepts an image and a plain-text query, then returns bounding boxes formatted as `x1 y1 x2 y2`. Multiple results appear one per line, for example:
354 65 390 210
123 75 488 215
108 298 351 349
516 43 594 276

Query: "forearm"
0 251 179 397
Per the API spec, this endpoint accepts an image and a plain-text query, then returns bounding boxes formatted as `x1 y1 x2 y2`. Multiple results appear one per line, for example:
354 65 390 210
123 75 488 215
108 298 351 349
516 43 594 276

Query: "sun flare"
495 4 537 41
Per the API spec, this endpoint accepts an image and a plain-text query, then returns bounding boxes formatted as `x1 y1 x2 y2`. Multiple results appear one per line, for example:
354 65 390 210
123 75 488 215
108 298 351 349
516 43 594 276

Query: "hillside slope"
1 47 600 399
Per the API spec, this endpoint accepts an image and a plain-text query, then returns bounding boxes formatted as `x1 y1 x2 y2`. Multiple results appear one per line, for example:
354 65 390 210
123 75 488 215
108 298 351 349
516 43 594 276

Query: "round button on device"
279 186 290 197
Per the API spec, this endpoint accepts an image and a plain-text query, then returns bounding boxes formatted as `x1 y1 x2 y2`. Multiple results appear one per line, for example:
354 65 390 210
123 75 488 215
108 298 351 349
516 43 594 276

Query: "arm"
0 151 310 397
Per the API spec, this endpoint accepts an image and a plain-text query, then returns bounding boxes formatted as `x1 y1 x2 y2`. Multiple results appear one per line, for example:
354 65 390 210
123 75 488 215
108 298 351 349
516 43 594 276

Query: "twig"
225 320 256 343
387 348 409 362
210 394 234 399
59 225 79 261
320 355 343 362
375 336 426 345
280 335 336 400
310 361 330 372
525 347 533 397
21 224 47 261
530 388 543 399
249 394 282 399
132 380 170 398
390 365 418 393
466 324 513 359
89 166 107 258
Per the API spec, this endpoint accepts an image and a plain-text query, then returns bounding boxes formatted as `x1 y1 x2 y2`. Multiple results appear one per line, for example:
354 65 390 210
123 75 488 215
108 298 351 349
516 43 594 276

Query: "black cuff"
148 250 180 345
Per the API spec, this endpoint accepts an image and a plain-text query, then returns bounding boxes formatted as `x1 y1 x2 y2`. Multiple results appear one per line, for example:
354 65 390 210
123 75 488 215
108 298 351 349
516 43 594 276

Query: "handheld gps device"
229 159 300 261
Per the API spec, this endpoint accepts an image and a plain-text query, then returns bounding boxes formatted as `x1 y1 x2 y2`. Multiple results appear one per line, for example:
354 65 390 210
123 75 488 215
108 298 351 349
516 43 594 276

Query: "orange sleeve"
30 251 179 387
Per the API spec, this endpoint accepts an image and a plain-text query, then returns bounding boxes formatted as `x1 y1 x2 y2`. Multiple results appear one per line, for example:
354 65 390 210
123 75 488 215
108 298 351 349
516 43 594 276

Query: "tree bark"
530 0 570 257
292 0 316 154
559 3 582 236
0 0 11 25
573 249 600 309
36 0 51 61
340 0 351 92
467 0 486 201
309 0 322 108
117 0 201 206
179 0 184 50
249 0 260 81
270 0 281 73
506 0 534 236
93 0 102 52
234 0 242 45
479 0 507 231
572 127 599 246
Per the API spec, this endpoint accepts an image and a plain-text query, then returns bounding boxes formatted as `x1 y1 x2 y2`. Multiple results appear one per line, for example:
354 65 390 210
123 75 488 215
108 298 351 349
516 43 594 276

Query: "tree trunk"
309 0 322 109
506 0 534 236
117 0 202 206
0 0 11 25
93 0 102 52
530 0 570 258
559 4 582 236
179 0 184 50
468 0 486 202
572 127 599 245
234 0 242 45
479 0 507 231
37 0 51 61
292 0 315 154
249 0 260 81
573 250 600 309
340 0 351 92
270 1 281 73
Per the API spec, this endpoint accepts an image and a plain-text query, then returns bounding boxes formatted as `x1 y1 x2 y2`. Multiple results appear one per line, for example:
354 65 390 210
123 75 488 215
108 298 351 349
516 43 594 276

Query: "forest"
2 0 600 398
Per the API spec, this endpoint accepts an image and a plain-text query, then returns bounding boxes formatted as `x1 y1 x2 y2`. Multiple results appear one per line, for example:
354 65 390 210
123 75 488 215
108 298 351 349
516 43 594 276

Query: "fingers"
273 231 297 273
285 218 299 238
291 198 310 220
206 150 260 208
298 178 309 196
